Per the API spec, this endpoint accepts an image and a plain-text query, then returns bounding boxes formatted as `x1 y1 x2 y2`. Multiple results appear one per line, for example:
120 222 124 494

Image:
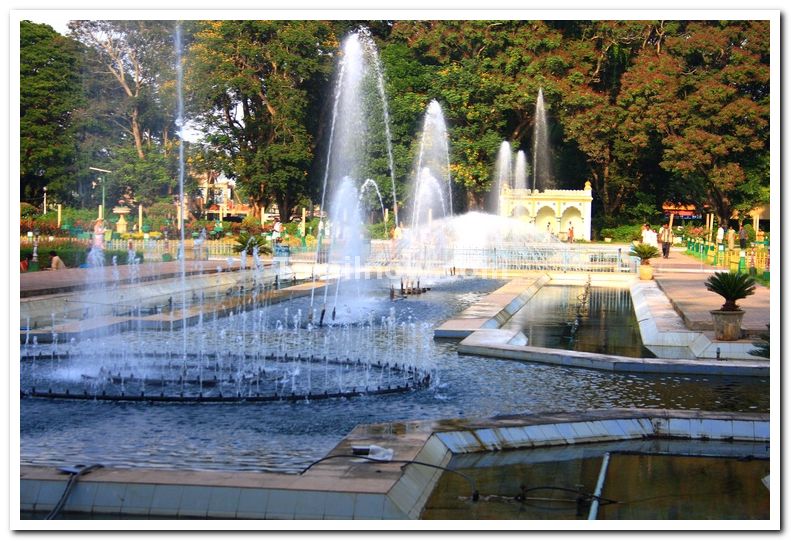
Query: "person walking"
738 224 748 250
641 223 651 245
567 225 574 243
727 226 736 251
659 223 673 258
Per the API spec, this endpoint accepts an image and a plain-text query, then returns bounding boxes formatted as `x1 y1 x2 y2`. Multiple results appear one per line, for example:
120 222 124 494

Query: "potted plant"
629 242 660 280
704 271 756 341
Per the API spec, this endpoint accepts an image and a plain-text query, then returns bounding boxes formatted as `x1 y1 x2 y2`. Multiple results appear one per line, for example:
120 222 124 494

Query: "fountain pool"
20 277 769 474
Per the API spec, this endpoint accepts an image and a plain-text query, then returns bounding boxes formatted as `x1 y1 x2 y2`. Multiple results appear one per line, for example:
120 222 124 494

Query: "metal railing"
685 237 770 279
367 242 634 273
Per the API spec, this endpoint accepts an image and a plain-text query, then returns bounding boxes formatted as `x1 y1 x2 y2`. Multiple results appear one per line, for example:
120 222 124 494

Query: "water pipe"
587 452 611 520
45 464 104 520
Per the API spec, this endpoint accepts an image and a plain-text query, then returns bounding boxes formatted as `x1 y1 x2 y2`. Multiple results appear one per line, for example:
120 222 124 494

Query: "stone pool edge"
18 409 769 521
437 274 768 377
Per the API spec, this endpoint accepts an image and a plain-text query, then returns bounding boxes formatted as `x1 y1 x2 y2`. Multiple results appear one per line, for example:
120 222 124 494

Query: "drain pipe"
45 464 103 520
587 452 610 520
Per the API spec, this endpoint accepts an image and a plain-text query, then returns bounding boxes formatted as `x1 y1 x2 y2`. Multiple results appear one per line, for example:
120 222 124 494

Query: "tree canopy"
19 18 771 231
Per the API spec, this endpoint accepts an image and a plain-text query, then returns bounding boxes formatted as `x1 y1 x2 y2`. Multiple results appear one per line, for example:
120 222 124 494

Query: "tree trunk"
276 194 293 223
131 108 145 159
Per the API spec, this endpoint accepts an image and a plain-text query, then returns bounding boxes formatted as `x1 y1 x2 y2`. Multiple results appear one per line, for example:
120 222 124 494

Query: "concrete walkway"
19 259 250 298
653 248 771 335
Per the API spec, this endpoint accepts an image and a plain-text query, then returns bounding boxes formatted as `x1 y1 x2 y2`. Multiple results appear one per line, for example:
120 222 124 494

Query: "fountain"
497 88 593 240
491 141 513 213
409 100 453 229
532 88 553 191
18 26 769 485
514 150 528 191
308 29 400 321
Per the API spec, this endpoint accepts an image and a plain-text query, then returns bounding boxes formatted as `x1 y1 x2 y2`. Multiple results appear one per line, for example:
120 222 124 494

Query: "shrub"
20 241 144 268
367 215 395 240
704 271 756 311
629 243 660 265
749 325 770 359
20 202 38 218
743 223 757 243
240 215 263 235
234 231 271 255
599 224 645 242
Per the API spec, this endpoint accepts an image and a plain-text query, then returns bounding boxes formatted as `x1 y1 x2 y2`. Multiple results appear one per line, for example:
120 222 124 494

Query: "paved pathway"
19 259 249 298
653 248 771 334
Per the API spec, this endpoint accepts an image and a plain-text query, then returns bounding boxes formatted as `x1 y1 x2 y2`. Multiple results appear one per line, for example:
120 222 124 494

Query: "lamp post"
43 186 47 214
89 167 112 219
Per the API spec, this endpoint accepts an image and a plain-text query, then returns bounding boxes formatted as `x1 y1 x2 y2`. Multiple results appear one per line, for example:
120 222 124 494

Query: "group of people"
642 223 674 259
20 250 66 272
20 218 109 273
642 221 750 260
717 224 750 250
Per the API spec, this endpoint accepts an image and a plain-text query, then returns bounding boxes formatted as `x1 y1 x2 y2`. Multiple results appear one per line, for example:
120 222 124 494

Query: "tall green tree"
68 20 184 207
187 20 337 220
20 21 84 206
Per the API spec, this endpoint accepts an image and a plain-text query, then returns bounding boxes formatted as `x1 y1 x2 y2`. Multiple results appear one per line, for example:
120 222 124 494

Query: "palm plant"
704 271 756 311
629 243 660 265
234 231 272 255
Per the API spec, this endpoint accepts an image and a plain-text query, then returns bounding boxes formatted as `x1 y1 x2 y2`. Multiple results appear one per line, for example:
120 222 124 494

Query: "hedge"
21 243 144 269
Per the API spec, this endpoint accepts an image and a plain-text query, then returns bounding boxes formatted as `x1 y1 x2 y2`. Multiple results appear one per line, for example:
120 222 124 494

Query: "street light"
43 186 47 215
89 167 112 219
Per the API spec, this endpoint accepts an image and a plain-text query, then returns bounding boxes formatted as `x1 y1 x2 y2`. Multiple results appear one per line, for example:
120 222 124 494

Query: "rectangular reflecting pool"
422 440 769 520
503 284 654 358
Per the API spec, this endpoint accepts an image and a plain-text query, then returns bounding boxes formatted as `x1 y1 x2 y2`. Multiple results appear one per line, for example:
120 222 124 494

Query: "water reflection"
505 284 653 357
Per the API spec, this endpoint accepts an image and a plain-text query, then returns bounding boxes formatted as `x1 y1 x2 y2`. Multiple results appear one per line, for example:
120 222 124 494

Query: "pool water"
421 441 770 520
20 278 769 473
504 284 654 358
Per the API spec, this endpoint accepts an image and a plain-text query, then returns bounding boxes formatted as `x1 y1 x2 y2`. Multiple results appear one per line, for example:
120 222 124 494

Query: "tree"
187 20 337 220
69 20 180 160
621 21 769 225
557 21 662 225
64 20 191 210
20 21 84 205
388 21 556 210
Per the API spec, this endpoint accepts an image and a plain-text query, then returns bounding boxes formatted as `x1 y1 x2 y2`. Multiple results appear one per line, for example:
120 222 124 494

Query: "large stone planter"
710 309 745 341
638 264 654 280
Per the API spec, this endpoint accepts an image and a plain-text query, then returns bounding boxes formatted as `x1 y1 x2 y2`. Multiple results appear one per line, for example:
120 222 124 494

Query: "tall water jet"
411 168 447 229
175 22 187 359
532 88 553 191
514 150 528 190
329 176 366 265
410 100 452 228
313 28 398 319
491 141 513 213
